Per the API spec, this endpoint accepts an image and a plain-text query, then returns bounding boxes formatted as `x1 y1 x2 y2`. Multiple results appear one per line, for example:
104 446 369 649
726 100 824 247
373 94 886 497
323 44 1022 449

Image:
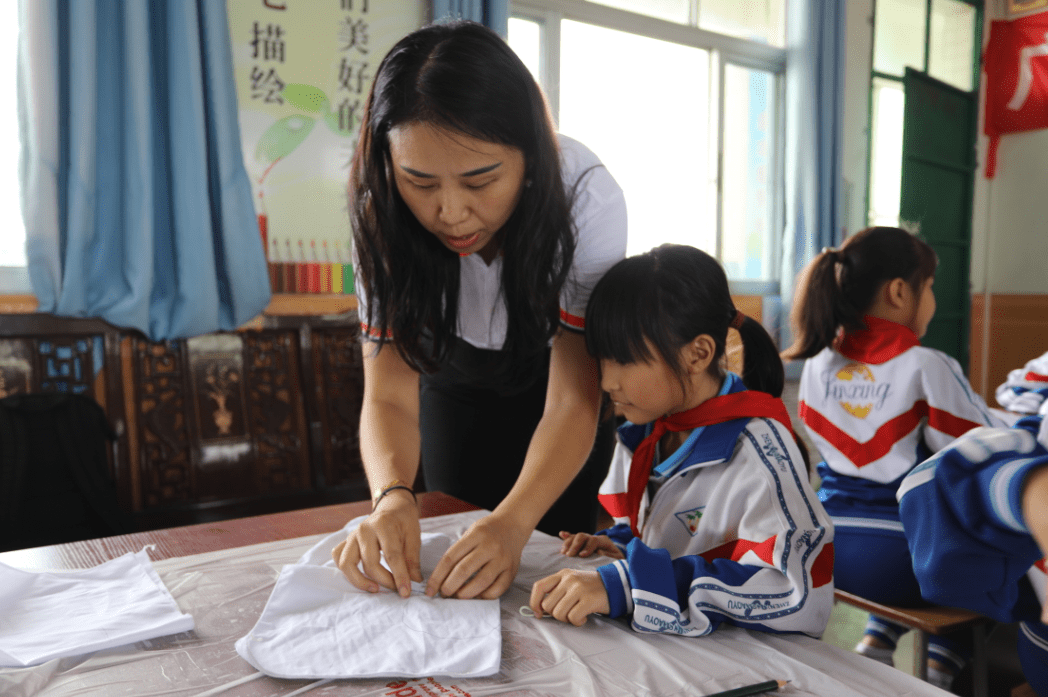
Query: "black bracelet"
372 484 416 511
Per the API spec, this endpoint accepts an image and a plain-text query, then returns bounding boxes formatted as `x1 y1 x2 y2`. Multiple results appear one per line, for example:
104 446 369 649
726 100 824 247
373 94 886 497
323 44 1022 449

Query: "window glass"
868 77 905 228
0 0 24 267
559 19 712 257
873 0 927 77
508 17 542 86
587 0 689 26
698 0 786 48
929 0 976 91
721 64 776 281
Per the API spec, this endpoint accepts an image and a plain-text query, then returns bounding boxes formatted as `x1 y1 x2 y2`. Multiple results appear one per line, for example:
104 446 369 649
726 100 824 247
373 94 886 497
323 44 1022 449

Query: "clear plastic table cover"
0 510 949 697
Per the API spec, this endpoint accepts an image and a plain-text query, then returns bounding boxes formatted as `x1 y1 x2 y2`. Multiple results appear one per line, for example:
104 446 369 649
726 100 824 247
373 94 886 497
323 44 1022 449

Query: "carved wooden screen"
129 331 313 511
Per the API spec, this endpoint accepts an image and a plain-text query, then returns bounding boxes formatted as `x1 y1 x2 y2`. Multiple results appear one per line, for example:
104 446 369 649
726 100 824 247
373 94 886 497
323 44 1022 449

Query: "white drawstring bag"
235 521 501 679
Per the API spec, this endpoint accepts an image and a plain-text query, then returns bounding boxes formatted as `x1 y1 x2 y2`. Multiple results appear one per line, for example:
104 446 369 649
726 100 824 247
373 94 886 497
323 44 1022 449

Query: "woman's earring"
525 179 533 188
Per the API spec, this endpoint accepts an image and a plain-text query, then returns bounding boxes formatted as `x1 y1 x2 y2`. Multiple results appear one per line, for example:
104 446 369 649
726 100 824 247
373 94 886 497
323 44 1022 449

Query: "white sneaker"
854 641 895 667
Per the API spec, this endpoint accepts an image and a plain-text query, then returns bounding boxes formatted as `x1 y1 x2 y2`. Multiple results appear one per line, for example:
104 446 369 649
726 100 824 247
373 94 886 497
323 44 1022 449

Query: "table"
0 493 951 697
0 491 478 572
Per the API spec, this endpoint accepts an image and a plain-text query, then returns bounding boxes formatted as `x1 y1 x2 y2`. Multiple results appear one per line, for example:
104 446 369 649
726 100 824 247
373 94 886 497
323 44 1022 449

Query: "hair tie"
822 246 841 263
730 309 746 330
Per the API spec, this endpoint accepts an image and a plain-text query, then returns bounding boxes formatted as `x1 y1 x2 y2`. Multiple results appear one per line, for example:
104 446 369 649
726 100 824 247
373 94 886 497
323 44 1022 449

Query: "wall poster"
228 0 423 294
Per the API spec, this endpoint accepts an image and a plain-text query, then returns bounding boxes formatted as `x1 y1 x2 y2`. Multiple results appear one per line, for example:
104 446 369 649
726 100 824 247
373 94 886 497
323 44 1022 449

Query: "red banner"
983 13 1048 177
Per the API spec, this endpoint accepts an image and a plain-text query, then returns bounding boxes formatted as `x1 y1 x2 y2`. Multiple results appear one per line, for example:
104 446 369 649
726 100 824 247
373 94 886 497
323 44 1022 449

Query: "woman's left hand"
529 568 610 626
426 512 531 600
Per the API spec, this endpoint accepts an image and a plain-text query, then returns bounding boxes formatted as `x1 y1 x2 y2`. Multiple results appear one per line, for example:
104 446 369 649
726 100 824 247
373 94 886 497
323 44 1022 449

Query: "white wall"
971 0 1048 295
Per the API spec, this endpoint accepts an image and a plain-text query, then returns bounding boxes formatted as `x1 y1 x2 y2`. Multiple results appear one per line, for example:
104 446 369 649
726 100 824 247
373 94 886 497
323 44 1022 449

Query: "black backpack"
0 393 133 552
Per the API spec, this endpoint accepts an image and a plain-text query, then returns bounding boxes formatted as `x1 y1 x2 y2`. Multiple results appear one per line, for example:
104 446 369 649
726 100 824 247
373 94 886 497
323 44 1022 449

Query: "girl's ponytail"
735 312 785 399
736 311 811 473
782 249 851 361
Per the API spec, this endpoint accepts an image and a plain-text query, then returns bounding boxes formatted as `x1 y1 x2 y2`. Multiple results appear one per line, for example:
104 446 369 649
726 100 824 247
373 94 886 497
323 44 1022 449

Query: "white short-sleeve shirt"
357 134 628 350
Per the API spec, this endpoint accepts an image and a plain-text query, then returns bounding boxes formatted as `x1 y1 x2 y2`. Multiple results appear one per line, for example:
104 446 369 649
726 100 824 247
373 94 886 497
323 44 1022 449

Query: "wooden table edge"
0 491 480 570
833 589 989 634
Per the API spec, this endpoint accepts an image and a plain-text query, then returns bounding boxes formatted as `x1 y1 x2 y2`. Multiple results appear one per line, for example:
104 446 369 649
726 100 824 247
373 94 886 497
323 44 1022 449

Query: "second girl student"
529 245 835 638
783 226 1007 687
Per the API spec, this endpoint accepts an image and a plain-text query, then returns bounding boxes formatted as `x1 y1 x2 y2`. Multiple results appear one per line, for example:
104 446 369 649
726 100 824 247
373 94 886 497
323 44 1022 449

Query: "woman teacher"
331 20 627 600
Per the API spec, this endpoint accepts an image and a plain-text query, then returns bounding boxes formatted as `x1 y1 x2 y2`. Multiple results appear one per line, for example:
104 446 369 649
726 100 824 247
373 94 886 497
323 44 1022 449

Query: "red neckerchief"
625 391 795 536
836 316 919 365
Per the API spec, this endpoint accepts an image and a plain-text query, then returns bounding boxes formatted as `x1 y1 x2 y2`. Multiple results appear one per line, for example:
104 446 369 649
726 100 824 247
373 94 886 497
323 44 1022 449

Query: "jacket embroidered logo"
836 364 876 419
674 506 706 535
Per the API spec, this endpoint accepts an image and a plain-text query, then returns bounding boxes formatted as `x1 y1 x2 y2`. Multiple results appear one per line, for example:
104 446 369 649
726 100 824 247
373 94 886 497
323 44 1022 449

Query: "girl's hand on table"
529 569 610 626
425 512 529 600
558 531 625 559
332 491 422 597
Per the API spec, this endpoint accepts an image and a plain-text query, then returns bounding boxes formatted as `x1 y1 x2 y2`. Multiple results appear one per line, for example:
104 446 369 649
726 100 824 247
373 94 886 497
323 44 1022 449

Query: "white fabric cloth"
235 521 501 680
0 550 194 668
357 133 628 348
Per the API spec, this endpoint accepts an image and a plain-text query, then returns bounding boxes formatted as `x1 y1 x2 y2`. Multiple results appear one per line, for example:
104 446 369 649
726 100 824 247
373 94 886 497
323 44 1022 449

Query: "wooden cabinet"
0 312 368 531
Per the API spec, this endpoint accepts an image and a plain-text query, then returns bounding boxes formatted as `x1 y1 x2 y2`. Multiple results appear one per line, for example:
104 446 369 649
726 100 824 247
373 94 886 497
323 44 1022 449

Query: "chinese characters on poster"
228 0 422 293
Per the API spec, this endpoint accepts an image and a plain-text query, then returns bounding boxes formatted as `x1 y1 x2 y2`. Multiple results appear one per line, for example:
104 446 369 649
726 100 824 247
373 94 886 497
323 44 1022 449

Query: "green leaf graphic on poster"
255 114 316 165
282 83 330 114
323 110 357 137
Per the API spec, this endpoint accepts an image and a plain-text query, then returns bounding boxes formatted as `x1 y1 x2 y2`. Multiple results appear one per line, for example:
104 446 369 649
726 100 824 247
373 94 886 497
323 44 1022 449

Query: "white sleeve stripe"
830 516 905 532
615 561 634 615
990 458 1036 532
1020 622 1048 652
897 461 937 502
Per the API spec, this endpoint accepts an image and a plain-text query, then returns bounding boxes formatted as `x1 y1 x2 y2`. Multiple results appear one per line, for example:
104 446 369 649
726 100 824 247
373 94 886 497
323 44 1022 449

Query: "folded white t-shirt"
235 521 501 680
0 550 194 667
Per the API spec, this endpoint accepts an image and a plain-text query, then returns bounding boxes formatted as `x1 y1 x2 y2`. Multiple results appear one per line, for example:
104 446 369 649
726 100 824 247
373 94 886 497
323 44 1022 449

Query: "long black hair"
350 20 575 373
585 244 784 399
782 226 938 360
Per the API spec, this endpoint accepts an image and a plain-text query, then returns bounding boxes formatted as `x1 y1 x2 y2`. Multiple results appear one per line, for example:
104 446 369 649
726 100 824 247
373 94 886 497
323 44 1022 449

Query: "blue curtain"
779 0 845 355
431 0 508 37
19 0 270 341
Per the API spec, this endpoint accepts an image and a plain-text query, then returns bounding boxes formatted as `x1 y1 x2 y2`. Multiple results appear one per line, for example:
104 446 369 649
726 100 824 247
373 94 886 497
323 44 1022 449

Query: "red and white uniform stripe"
799 316 1006 484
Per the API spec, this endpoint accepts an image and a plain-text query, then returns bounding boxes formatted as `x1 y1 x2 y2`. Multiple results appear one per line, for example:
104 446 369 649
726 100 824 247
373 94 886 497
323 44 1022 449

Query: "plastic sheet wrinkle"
189 670 263 697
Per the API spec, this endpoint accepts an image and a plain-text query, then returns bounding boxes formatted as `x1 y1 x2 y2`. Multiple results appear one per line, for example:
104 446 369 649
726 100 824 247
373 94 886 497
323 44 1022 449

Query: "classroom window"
697 0 786 48
510 0 785 285
872 0 927 79
928 0 977 92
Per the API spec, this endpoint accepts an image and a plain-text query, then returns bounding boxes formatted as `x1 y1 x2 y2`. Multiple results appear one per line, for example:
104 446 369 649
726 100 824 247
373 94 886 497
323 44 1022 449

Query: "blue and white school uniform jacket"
897 416 1047 627
595 374 835 638
996 351 1048 416
798 316 1005 516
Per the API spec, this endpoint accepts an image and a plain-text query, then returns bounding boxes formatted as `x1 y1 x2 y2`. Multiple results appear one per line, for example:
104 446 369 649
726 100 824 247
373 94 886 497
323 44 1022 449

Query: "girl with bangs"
331 20 627 603
529 244 835 640
783 226 1006 688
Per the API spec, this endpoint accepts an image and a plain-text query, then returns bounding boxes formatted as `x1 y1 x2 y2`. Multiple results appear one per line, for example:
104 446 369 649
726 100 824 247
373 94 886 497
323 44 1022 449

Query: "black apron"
419 335 614 535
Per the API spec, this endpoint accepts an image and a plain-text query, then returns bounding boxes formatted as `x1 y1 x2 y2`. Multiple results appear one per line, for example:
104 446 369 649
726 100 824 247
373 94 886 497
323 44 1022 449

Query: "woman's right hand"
558 531 625 559
332 490 423 597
